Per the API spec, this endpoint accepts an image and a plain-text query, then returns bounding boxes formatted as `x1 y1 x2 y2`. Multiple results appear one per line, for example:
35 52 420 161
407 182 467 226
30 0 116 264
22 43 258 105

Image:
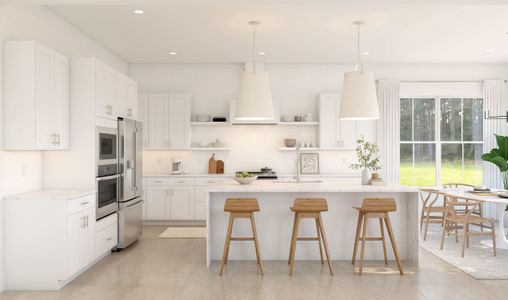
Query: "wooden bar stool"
219 198 263 276
352 198 403 275
288 198 333 275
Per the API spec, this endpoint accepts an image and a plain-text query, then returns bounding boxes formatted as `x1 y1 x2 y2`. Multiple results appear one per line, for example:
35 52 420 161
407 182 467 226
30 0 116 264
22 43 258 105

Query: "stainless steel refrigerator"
117 118 143 249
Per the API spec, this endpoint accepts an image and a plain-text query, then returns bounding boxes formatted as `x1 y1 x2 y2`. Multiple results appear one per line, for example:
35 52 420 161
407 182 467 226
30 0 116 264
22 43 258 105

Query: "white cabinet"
194 185 209 220
67 207 95 278
3 41 69 150
319 93 377 149
141 93 191 150
146 185 170 220
148 94 170 149
4 192 99 290
145 178 197 221
138 94 150 149
171 186 195 220
118 77 138 119
95 62 118 119
95 213 118 259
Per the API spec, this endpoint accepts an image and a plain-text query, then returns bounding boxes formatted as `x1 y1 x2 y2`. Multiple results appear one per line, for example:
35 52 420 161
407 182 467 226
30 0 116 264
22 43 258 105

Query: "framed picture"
300 153 320 174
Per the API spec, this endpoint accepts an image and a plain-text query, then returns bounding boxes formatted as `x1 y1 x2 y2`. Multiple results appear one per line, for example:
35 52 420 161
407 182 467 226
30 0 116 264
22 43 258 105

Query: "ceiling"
45 2 508 64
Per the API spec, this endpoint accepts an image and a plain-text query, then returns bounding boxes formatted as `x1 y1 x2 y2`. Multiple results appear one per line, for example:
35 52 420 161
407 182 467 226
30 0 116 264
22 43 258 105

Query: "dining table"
422 187 508 249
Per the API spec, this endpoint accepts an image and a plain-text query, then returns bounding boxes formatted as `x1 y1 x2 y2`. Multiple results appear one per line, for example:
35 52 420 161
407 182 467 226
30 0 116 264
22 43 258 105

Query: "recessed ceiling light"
169 52 177 55
485 49 495 53
258 51 266 55
133 9 144 14
362 51 370 55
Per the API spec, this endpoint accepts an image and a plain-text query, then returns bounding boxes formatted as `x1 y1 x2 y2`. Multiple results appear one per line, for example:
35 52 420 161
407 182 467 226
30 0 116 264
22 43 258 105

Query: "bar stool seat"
352 198 404 275
288 198 333 275
219 198 263 276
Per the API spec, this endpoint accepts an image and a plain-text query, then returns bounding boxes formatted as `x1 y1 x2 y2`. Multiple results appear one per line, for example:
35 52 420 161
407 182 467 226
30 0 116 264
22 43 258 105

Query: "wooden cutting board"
216 160 224 174
208 153 217 174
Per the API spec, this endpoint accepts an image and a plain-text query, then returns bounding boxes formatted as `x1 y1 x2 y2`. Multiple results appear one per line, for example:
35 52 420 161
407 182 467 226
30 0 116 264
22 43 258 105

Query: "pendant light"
235 21 275 121
339 21 379 120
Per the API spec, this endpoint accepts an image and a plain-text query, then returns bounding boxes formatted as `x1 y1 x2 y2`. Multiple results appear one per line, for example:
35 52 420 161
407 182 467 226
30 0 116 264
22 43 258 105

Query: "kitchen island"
206 179 419 268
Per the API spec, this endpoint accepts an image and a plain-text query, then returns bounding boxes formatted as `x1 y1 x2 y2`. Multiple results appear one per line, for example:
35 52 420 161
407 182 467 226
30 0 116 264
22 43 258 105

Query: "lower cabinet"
67 207 95 278
3 192 107 290
145 184 194 220
143 176 226 221
95 213 118 259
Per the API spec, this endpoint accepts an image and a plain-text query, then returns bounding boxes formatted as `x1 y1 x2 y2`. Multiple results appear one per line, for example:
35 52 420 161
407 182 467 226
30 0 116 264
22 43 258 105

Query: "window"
400 97 483 186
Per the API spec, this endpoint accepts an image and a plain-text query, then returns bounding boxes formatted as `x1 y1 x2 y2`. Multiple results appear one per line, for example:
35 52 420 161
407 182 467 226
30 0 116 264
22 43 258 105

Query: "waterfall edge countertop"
207 178 418 193
4 190 96 201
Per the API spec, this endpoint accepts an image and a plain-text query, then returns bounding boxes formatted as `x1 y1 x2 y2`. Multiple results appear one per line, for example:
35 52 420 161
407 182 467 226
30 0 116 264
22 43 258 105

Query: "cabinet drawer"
96 213 118 232
95 223 118 258
195 177 229 186
146 177 195 186
68 194 95 215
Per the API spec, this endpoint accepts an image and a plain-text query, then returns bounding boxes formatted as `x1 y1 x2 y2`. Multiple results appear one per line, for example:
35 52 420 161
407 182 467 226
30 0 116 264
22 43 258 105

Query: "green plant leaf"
496 134 508 160
489 156 508 172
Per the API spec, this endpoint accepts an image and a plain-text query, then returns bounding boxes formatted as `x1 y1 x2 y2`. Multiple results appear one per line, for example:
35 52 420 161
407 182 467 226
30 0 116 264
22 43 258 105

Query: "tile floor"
1 225 507 300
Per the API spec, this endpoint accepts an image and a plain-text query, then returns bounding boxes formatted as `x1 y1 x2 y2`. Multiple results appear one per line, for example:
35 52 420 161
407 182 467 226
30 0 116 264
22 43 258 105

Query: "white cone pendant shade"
339 21 379 120
235 69 275 121
339 70 379 120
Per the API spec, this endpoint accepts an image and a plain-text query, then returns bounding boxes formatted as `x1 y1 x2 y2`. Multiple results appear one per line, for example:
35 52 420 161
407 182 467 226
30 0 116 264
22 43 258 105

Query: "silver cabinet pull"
153 180 162 183
207 181 214 184
80 201 89 205
56 133 60 146
177 180 185 184
81 216 86 228
106 237 113 241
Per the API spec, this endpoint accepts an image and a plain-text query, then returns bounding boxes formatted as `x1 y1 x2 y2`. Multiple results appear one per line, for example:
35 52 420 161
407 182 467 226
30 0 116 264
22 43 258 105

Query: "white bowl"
196 114 211 122
233 176 258 185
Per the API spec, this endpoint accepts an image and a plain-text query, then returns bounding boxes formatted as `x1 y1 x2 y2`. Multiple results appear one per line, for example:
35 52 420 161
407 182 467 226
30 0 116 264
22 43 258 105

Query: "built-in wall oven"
96 126 118 173
96 126 120 220
96 167 120 220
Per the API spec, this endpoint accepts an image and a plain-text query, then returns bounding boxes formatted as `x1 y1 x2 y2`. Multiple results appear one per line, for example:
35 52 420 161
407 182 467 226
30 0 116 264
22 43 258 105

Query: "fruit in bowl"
233 172 258 185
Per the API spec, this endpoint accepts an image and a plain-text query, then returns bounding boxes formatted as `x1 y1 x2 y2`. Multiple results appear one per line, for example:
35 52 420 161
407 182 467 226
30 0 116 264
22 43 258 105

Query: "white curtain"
377 80 400 184
483 80 506 217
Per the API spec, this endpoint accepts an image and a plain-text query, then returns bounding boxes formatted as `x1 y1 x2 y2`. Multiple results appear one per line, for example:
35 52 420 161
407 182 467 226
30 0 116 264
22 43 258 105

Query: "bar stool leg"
317 214 333 275
219 214 235 275
288 213 298 265
250 213 264 275
461 221 468 258
289 213 301 276
359 213 368 275
379 218 388 265
352 212 363 265
315 218 324 265
384 213 404 275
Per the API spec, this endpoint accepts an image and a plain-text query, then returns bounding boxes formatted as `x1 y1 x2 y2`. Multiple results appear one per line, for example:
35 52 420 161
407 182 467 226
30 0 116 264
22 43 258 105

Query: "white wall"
129 63 508 175
0 5 128 291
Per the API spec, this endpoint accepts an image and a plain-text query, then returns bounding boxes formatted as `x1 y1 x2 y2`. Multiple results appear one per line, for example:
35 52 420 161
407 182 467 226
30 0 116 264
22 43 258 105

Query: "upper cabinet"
95 61 138 121
319 93 377 150
139 93 191 150
3 41 69 150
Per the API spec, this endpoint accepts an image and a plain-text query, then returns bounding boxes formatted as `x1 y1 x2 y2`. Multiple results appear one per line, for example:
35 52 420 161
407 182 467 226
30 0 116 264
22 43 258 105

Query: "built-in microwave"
96 126 118 174
96 172 120 220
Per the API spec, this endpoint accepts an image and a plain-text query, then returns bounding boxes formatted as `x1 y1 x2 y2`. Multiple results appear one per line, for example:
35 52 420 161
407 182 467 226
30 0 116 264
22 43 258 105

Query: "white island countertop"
208 178 418 193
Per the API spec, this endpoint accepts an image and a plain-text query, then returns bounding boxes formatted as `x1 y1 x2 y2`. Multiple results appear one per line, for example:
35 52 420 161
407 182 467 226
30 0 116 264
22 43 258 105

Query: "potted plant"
481 134 508 211
350 135 381 185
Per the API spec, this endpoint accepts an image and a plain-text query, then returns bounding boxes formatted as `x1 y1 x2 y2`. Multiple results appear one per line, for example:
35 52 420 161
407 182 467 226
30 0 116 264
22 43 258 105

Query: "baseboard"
143 220 205 226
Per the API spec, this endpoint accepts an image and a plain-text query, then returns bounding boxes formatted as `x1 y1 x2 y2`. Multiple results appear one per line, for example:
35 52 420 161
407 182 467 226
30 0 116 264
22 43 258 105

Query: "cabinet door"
67 212 84 277
35 44 53 149
126 81 138 119
51 53 69 149
95 63 116 119
81 208 96 267
318 94 339 149
117 76 128 118
169 94 191 149
148 94 169 149
146 186 170 220
339 120 357 149
138 94 149 149
170 186 195 220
